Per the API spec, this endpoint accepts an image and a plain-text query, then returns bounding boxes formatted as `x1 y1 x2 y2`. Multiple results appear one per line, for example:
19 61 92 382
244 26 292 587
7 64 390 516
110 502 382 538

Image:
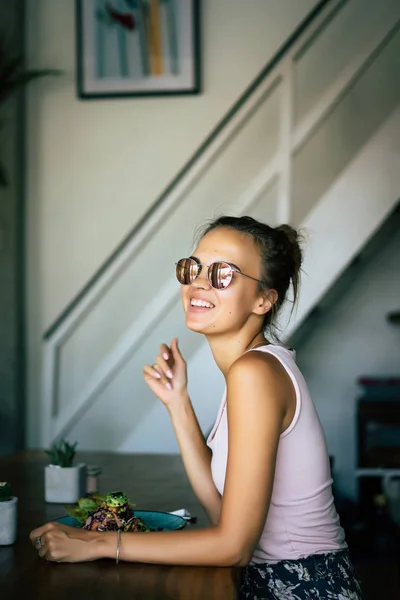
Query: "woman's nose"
192 266 211 289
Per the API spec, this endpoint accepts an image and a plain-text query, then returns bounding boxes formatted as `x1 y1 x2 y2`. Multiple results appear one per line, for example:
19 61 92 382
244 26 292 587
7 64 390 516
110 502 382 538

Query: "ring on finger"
152 364 161 378
35 537 42 549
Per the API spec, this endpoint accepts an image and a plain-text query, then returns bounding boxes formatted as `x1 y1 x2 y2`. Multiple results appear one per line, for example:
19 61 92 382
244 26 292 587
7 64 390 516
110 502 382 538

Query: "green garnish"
65 493 106 523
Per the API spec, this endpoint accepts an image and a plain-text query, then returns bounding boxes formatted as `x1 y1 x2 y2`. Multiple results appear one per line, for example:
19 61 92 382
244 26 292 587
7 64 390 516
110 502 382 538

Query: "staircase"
39 0 400 451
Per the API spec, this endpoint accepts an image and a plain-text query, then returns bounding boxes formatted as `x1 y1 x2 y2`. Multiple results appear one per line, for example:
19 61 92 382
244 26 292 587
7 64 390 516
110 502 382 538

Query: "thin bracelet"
116 529 121 564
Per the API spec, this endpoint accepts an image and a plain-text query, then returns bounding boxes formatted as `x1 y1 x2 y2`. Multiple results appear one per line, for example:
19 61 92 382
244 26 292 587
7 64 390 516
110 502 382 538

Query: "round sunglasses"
175 257 262 290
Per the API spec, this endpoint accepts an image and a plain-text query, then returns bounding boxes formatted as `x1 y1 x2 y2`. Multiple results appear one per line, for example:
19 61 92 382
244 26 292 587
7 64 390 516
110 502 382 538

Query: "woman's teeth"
190 299 215 308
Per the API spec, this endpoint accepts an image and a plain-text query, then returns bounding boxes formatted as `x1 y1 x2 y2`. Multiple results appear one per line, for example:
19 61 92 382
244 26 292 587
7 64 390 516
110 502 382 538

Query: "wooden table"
0 451 240 599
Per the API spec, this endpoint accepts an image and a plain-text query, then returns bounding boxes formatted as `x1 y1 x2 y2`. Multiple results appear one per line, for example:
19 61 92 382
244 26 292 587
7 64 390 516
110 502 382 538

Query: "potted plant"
0 481 17 545
0 35 60 186
44 439 86 504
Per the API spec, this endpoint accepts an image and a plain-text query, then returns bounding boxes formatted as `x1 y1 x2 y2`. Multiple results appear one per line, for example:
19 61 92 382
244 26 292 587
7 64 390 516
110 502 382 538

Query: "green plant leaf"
77 497 98 512
64 505 87 523
0 37 61 187
90 493 106 505
64 493 105 524
44 438 78 467
0 481 12 502
0 34 61 101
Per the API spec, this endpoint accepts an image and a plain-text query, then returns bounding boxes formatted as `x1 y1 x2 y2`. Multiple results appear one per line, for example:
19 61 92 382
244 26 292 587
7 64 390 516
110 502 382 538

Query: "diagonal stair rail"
43 0 332 342
41 0 400 446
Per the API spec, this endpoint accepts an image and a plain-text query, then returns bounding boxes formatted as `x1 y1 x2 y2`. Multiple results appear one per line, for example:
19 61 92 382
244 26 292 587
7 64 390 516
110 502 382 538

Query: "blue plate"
55 510 187 532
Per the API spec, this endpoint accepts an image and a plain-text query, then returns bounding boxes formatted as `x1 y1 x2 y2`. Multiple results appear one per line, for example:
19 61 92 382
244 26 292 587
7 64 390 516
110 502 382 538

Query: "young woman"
30 216 364 599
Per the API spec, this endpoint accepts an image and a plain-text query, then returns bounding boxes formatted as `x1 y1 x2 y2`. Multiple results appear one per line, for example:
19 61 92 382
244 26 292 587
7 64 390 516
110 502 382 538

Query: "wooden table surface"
0 451 240 599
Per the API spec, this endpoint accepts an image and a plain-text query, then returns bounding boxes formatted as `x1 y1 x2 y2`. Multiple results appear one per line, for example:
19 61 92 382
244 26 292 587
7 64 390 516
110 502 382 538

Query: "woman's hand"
30 521 99 563
143 337 188 409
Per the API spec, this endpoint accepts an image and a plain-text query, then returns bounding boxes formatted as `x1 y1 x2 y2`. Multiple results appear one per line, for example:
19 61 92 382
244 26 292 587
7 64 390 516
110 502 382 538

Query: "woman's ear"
254 289 278 316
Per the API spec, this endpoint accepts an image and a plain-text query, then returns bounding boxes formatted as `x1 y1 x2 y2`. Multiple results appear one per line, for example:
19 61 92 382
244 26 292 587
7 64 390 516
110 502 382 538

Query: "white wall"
25 0 318 330
116 107 400 454
25 0 319 447
295 227 400 500
25 0 400 452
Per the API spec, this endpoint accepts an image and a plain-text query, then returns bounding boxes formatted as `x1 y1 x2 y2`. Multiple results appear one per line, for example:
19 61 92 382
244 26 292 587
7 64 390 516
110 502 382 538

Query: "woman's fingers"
142 340 188 398
31 528 52 558
143 364 172 391
38 537 49 559
143 364 161 379
157 344 174 378
30 522 53 543
159 342 171 362
154 363 173 389
144 344 174 383
37 530 64 561
155 354 174 379
170 337 185 365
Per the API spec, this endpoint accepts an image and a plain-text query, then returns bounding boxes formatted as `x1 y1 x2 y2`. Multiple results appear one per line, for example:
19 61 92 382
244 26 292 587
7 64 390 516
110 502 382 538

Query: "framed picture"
76 0 201 99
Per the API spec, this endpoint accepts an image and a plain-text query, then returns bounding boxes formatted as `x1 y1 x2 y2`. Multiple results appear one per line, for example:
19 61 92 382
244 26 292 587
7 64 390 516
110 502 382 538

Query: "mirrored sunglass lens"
176 259 198 284
209 262 233 289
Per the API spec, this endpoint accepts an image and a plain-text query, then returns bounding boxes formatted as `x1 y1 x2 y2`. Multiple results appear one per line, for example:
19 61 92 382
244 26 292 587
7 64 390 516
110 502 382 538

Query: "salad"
65 491 149 532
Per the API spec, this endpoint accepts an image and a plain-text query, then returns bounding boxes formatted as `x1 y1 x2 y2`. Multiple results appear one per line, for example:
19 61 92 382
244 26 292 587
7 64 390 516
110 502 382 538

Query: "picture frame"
76 0 201 99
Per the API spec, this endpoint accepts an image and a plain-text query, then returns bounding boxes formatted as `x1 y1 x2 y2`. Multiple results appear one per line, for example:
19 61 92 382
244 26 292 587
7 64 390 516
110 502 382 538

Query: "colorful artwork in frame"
76 0 201 99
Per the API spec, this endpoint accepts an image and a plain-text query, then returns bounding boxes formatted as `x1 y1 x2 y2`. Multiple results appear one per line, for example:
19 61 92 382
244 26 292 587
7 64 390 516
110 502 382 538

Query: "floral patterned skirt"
239 549 364 599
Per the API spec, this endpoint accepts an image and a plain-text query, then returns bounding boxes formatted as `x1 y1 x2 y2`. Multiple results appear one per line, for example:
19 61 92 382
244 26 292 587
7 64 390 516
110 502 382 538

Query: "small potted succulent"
0 481 17 545
44 438 86 504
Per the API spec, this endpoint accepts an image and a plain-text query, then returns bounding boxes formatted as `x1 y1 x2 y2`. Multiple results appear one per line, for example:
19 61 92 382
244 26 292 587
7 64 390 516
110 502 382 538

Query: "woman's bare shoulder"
227 349 293 403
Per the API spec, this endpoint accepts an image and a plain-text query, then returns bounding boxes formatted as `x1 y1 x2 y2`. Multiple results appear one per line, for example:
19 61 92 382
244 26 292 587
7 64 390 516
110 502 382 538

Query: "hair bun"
275 224 303 274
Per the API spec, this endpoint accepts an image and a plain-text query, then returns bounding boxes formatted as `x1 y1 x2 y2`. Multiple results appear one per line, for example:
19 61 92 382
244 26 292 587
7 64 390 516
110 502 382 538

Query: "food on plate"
65 491 149 532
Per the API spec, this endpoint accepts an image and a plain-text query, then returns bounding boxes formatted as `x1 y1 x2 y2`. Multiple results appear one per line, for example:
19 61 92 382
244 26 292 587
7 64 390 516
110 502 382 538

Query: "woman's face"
180 227 266 336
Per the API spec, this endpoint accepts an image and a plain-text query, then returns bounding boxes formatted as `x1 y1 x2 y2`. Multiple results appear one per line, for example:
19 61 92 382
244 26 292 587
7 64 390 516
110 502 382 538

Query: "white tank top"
206 344 347 564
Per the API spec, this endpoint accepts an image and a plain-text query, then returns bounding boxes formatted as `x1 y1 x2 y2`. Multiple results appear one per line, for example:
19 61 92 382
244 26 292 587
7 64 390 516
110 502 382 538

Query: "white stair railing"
41 0 400 447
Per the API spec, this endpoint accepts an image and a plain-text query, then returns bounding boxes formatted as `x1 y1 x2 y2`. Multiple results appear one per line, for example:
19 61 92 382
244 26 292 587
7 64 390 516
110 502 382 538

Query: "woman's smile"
187 295 216 313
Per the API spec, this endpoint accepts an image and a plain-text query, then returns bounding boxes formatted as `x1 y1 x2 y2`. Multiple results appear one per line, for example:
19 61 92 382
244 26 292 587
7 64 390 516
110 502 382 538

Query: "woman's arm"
31 352 290 566
143 338 221 523
168 396 222 524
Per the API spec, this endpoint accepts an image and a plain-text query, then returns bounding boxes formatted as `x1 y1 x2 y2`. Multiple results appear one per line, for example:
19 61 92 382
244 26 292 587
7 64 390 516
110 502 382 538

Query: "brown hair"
198 215 304 338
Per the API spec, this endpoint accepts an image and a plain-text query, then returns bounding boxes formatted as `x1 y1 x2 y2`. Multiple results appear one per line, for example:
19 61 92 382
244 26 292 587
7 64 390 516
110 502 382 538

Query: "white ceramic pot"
45 463 86 503
0 497 18 545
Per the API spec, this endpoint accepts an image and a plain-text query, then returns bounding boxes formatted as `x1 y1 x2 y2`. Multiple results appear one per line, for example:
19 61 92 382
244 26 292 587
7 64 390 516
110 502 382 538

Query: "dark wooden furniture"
0 451 239 599
2 450 398 599
355 383 400 525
